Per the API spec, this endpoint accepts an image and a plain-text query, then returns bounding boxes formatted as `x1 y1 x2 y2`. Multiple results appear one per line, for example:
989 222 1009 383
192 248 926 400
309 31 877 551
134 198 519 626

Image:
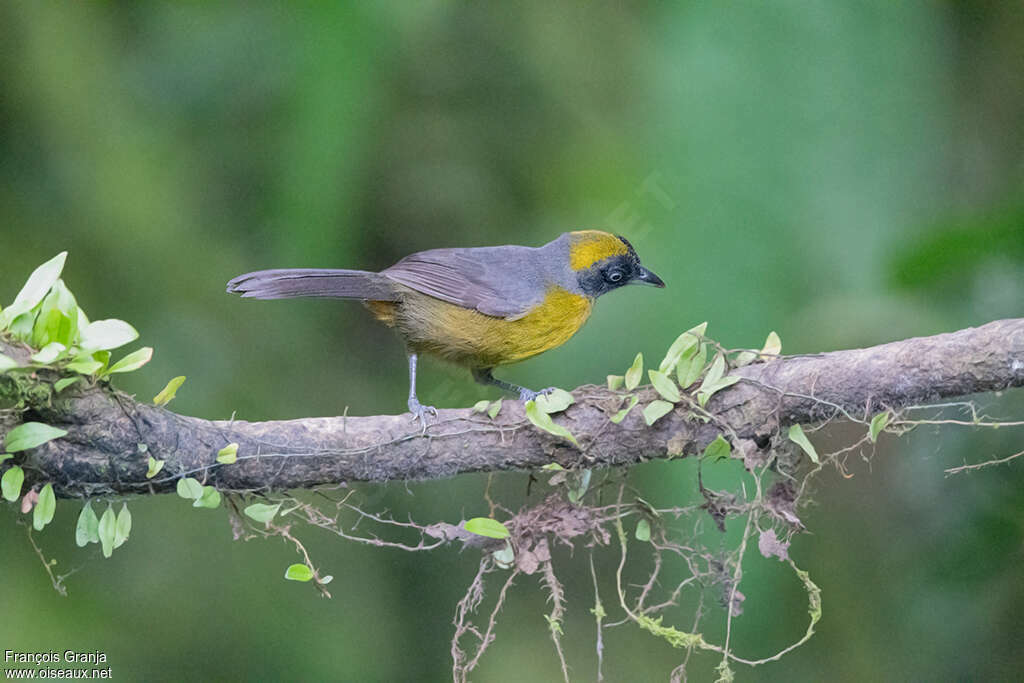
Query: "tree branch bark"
2 319 1022 498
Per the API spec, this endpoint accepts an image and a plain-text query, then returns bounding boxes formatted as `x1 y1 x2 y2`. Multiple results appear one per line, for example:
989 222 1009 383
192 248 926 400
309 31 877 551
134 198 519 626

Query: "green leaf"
648 369 681 403
145 457 165 479
658 322 707 373
609 394 639 424
736 330 783 367
0 252 67 329
75 502 100 547
734 350 756 367
153 376 186 406
492 540 515 569
244 502 281 524
31 342 66 365
216 443 238 464
677 343 708 388
635 518 651 542
869 412 890 443
5 422 68 452
98 505 116 558
525 400 579 446
2 465 25 502
113 503 131 548
760 331 782 357
540 463 564 471
176 477 204 500
79 319 139 352
193 486 221 509
105 347 153 375
487 398 502 419
284 563 314 582
788 424 820 464
54 377 80 393
643 400 674 426
696 355 740 406
31 288 69 349
606 374 624 391
65 355 104 375
33 483 56 531
700 353 724 388
48 280 79 346
702 435 731 461
8 311 35 343
567 468 591 504
624 353 644 391
472 400 490 413
0 353 19 372
0 453 11 463
464 517 511 539
30 309 57 349
534 388 574 414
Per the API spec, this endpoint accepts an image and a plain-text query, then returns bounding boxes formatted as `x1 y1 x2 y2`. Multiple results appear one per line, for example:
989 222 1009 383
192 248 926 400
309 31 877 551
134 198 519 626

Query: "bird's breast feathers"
380 285 592 368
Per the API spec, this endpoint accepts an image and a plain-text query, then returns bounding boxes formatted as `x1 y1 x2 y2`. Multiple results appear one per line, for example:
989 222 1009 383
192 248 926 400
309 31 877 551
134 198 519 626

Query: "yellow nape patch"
568 230 628 271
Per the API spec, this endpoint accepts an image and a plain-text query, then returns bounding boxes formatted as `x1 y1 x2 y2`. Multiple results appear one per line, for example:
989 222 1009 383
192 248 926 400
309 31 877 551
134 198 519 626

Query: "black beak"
631 266 666 288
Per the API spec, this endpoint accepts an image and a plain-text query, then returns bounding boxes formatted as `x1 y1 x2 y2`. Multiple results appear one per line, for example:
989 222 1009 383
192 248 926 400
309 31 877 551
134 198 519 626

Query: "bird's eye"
606 269 624 283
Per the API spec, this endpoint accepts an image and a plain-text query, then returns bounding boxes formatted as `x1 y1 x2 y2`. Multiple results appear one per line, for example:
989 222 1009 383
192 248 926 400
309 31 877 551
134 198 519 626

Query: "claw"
408 397 437 430
518 386 557 402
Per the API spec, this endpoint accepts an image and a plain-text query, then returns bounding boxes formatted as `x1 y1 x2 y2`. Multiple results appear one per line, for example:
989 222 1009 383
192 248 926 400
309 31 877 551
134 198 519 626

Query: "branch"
3 318 1023 498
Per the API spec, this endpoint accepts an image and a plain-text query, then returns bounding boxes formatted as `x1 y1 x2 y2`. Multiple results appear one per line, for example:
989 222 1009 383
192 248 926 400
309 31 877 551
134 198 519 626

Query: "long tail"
226 269 397 300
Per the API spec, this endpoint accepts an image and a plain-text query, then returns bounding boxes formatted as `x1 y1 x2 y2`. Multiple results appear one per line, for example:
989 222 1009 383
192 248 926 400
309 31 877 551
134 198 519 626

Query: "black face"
576 237 665 298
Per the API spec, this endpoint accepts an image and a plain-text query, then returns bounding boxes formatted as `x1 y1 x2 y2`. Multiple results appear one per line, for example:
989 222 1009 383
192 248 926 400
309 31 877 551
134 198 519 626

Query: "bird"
226 230 664 422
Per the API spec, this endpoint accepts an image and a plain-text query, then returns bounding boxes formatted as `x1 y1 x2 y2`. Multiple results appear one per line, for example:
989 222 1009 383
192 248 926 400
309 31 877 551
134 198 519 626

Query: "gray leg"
407 353 437 425
471 367 555 402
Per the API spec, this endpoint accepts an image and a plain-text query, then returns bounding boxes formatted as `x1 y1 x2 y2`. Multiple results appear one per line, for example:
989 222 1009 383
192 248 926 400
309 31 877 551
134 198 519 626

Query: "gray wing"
381 246 550 319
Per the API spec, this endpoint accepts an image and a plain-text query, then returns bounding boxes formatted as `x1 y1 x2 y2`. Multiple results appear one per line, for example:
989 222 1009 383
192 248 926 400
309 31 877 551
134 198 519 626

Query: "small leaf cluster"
0 253 192 570
176 477 221 508
239 500 333 587
76 502 132 558
607 325 783 430
1 423 68 531
524 388 578 445
782 410 890 468
0 253 158 545
607 322 718 427
464 517 517 569
283 562 333 585
537 462 592 508
0 252 153 383
471 397 504 419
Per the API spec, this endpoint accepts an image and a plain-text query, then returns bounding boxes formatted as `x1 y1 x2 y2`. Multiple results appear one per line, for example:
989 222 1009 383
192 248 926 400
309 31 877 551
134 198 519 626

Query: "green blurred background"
2 2 1023 681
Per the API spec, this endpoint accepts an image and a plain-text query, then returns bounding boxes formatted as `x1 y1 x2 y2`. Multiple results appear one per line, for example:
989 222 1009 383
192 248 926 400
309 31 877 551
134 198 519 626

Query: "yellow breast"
370 287 593 368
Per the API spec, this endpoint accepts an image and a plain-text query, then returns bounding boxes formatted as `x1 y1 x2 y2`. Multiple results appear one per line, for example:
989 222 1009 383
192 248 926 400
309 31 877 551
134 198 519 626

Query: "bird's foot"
408 397 438 430
519 387 557 402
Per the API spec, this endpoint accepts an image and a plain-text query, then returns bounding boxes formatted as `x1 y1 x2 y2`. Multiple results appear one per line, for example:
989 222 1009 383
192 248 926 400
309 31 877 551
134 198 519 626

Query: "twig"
944 449 1024 475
